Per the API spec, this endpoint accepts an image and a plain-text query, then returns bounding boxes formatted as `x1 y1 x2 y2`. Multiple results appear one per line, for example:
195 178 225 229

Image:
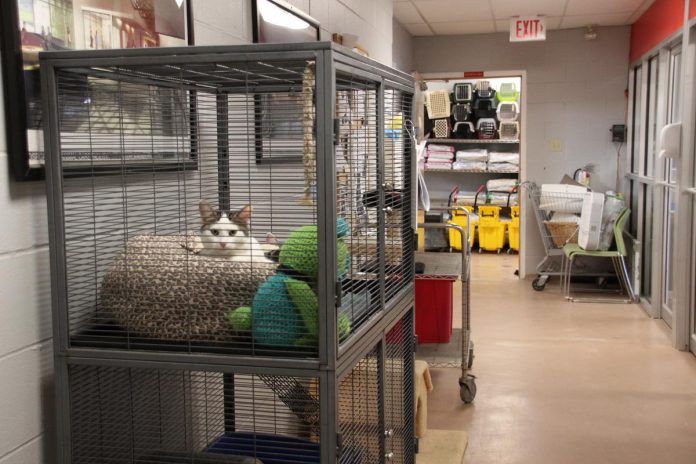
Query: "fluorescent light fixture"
175 0 184 7
259 0 309 30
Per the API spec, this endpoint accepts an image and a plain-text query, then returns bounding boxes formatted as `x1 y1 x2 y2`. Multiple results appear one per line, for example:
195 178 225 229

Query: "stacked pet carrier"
424 80 520 142
43 43 416 464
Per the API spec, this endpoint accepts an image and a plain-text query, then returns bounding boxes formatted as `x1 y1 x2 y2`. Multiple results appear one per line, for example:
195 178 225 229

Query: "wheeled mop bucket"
415 221 477 403
477 205 507 253
447 187 477 251
508 206 520 253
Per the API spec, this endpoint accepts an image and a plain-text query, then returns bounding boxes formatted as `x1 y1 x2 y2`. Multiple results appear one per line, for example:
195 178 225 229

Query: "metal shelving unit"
42 42 416 464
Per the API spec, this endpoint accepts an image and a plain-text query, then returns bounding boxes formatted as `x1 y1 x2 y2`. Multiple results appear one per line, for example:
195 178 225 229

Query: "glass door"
660 47 682 327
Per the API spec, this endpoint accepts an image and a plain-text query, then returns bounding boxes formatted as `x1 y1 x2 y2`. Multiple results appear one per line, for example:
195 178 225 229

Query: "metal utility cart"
415 221 476 403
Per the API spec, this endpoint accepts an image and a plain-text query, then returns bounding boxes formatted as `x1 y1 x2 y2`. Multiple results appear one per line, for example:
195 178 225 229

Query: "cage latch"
336 432 344 459
333 118 340 145
335 281 343 307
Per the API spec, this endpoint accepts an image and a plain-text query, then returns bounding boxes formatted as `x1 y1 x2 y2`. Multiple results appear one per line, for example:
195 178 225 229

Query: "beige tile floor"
426 253 696 464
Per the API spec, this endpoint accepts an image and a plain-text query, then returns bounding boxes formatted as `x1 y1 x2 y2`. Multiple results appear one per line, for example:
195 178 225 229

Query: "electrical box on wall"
611 124 626 143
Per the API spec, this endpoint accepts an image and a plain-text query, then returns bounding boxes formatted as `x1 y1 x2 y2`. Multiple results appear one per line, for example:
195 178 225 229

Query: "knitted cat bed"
100 234 277 342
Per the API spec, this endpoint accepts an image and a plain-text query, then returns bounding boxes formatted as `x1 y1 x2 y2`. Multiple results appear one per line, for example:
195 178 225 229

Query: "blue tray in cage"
206 432 365 463
207 432 321 464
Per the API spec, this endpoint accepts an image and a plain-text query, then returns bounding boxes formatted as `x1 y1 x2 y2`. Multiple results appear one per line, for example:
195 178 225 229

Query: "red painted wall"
690 0 696 19
630 0 685 63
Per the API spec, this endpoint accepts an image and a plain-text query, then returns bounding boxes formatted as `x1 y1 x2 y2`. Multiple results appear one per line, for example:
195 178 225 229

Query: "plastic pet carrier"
425 90 451 119
433 118 451 138
453 82 474 102
496 101 519 121
452 121 475 139
498 121 520 140
476 118 498 140
475 80 496 101
452 103 472 122
497 82 519 102
473 98 497 119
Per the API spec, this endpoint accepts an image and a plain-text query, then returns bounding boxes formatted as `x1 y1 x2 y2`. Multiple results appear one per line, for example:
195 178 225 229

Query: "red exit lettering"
516 19 543 39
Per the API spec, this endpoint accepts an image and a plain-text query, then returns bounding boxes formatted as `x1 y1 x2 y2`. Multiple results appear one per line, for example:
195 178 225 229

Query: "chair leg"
611 256 633 304
618 256 636 302
565 255 575 300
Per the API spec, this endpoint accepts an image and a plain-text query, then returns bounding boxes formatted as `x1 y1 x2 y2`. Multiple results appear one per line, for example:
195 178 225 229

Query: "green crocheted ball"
228 306 252 332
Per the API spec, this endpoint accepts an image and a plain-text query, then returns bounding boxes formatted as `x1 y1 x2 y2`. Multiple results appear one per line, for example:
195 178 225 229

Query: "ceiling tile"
412 0 494 23
404 22 434 36
491 0 566 19
565 0 644 16
430 20 497 35
394 1 424 24
560 12 634 29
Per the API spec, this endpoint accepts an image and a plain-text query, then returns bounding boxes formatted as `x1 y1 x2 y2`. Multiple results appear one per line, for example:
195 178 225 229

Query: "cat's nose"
219 243 227 248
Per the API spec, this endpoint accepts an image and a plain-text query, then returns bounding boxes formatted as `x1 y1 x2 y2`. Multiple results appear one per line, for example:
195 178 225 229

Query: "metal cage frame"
42 42 416 464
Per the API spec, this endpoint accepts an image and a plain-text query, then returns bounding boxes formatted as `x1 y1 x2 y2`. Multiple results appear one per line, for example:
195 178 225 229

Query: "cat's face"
199 201 252 255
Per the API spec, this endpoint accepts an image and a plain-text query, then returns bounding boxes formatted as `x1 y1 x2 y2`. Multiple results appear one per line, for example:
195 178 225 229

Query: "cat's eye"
211 230 219 236
228 231 237 236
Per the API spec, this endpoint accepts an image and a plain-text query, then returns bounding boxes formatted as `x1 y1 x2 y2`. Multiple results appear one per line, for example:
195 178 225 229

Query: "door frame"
674 22 696 352
418 70 528 275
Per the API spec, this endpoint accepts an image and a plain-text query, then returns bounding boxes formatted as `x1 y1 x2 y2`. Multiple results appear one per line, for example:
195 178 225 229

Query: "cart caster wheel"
478 248 483 254
497 248 502 254
506 248 512 255
459 375 477 403
532 278 546 291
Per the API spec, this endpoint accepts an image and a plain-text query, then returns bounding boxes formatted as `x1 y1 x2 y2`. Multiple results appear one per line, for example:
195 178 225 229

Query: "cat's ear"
265 232 279 245
235 205 253 226
199 200 217 224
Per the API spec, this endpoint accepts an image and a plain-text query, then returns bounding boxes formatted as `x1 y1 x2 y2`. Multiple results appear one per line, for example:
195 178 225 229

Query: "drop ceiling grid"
394 0 657 36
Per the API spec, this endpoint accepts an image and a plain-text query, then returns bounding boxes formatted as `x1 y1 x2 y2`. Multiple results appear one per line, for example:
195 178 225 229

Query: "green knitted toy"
228 219 351 347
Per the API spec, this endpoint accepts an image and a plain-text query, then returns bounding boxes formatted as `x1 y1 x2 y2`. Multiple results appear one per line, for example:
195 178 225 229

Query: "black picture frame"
0 0 195 181
251 0 320 165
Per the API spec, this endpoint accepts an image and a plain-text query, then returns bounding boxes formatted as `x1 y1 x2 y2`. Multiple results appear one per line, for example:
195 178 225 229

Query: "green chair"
561 208 636 303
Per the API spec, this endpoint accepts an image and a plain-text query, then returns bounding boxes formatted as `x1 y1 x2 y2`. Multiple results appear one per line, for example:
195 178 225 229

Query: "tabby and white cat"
198 200 271 263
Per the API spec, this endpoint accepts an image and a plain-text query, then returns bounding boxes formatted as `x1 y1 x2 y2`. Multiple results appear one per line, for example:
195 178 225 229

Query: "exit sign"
510 16 546 42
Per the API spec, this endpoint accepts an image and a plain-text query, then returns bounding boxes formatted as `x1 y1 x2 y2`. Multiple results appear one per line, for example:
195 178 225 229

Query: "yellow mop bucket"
508 206 520 252
478 205 507 253
447 186 480 251
448 206 477 250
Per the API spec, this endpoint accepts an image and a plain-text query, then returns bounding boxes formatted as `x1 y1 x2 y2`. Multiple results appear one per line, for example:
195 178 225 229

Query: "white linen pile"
425 144 454 170
453 149 487 171
487 152 519 172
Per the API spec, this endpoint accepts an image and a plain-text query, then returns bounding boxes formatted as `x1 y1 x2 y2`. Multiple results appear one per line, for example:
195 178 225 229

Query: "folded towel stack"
487 152 519 172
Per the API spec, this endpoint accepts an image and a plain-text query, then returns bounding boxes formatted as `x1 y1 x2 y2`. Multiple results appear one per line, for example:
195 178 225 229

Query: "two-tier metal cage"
42 42 415 463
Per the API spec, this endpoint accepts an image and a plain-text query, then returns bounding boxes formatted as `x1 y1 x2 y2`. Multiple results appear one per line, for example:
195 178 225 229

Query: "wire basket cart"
415 221 476 404
523 182 613 291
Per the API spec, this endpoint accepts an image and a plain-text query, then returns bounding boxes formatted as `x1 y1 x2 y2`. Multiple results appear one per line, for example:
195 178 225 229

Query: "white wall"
413 26 631 274
0 1 401 462
392 19 414 72
193 0 395 64
0 57 55 464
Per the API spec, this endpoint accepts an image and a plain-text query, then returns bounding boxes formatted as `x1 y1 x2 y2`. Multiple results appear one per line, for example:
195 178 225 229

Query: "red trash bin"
415 278 454 344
